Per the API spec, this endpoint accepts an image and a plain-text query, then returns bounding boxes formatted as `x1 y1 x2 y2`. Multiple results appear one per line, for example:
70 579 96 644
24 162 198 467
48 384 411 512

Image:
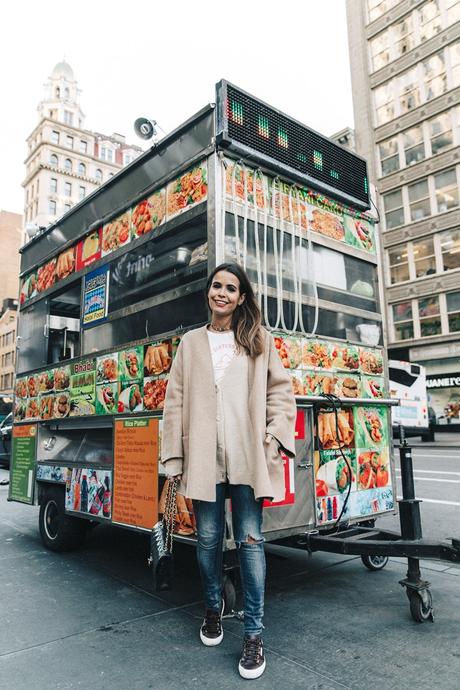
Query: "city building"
347 0 460 422
0 299 18 395
0 210 22 307
23 61 143 232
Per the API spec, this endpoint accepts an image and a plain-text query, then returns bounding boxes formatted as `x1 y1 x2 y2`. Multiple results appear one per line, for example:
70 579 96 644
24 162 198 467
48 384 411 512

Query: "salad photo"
357 450 390 490
302 339 332 369
344 216 375 253
96 383 118 415
118 382 143 413
359 348 384 375
355 406 388 448
119 347 142 382
330 344 359 371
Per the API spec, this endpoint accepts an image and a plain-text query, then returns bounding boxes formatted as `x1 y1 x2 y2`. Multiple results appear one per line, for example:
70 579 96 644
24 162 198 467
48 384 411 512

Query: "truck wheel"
361 554 389 571
39 487 87 552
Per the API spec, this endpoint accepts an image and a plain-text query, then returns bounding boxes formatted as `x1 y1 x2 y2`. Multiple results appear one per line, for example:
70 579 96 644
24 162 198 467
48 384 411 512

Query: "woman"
161 262 296 680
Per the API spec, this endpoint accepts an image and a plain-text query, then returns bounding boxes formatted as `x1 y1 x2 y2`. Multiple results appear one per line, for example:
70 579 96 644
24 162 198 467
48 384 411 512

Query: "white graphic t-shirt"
207 330 236 385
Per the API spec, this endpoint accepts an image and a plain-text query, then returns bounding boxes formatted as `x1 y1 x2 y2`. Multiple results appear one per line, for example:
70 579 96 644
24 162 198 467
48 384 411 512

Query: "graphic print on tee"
207 331 236 385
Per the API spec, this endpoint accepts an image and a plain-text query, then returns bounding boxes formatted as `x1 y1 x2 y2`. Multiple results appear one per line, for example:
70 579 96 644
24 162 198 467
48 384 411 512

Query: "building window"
80 140 88 154
419 296 441 336
408 179 431 222
403 126 425 166
393 301 414 340
50 178 57 193
49 200 57 215
79 185 86 200
394 15 413 59
423 52 447 101
379 137 399 176
434 169 458 213
418 0 441 42
367 0 397 22
107 149 113 162
447 291 460 332
413 237 436 277
95 169 103 183
370 30 390 71
429 112 453 155
64 203 72 213
55 87 60 98
65 87 70 99
64 182 72 197
66 135 74 148
388 244 410 283
374 82 394 126
124 154 132 165
51 130 59 145
383 189 404 229
78 162 86 176
64 158 72 173
450 41 460 87
49 153 58 167
100 147 106 161
64 110 73 126
446 0 460 25
440 229 460 270
399 68 420 114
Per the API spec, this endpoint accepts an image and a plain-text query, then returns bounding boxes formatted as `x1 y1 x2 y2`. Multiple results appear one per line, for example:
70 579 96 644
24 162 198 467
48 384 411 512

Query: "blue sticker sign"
83 265 109 327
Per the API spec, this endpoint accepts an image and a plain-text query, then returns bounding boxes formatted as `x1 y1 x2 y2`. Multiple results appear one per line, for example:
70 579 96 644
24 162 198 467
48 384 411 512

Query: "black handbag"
149 478 178 591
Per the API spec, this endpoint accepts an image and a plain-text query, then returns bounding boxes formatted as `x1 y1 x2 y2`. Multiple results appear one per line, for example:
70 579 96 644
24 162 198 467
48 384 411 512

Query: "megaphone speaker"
134 117 157 140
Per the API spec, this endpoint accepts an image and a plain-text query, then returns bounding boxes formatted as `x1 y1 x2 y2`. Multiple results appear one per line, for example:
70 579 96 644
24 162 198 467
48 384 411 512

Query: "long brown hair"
206 263 264 358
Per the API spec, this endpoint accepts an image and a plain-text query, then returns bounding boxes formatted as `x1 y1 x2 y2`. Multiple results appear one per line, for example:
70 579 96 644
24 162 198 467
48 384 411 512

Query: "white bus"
389 360 430 437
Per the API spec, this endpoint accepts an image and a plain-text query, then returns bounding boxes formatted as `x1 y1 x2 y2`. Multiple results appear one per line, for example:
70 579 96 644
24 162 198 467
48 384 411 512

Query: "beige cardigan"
161 326 297 502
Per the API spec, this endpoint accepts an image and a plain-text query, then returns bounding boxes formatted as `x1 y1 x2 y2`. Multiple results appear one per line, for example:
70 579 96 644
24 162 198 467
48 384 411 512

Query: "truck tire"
39 486 87 552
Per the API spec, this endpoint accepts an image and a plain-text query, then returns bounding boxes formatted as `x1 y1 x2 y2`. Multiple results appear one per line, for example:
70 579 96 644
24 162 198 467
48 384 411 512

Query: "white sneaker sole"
238 658 266 679
200 628 224 646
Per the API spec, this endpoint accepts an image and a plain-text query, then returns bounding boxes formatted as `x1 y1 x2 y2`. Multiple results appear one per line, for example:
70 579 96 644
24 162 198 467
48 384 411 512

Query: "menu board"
271 334 386 401
225 158 376 254
112 417 159 529
9 425 37 504
314 404 393 525
19 160 208 307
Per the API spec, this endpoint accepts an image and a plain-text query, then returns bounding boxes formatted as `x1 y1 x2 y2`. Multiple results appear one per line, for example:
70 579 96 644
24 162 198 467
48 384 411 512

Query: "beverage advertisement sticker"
9 425 37 505
66 468 112 519
113 417 159 529
83 265 109 328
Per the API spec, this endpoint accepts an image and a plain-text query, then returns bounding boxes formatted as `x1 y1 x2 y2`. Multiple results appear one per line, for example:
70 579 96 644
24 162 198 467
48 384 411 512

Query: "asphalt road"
0 453 459 690
379 446 460 543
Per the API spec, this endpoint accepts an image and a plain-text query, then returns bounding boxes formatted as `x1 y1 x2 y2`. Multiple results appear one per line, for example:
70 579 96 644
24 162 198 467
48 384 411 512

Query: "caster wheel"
222 574 237 616
409 589 434 623
361 554 389 571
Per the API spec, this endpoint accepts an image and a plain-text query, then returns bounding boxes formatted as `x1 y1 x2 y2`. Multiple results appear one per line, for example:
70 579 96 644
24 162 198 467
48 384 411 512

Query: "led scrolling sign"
216 81 370 211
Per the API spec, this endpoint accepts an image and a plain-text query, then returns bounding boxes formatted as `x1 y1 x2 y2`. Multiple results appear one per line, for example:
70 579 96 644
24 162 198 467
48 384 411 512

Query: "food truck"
10 80 397 605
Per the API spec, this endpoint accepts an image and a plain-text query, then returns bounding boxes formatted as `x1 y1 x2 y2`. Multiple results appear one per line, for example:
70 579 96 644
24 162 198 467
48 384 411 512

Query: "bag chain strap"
164 478 178 554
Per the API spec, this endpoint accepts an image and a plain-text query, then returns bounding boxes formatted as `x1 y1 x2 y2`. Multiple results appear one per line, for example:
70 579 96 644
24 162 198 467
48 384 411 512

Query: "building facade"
0 301 18 395
347 0 460 422
23 61 142 233
0 210 22 307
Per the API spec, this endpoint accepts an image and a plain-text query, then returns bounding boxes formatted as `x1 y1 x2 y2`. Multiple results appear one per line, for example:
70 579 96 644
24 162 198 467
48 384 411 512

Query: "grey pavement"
394 431 460 448
1 468 460 690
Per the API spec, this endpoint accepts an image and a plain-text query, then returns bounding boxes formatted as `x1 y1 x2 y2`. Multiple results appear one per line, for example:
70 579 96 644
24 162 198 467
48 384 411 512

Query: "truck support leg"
398 440 434 622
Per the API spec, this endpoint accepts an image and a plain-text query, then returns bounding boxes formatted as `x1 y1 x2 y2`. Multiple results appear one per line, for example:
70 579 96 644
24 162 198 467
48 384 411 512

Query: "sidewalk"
394 432 460 448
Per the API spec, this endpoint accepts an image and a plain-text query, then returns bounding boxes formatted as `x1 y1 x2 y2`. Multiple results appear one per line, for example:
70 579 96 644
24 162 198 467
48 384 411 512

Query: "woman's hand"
265 433 274 445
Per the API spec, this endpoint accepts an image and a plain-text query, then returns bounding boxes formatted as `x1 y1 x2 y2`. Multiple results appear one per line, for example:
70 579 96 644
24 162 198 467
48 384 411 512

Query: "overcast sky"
0 0 354 216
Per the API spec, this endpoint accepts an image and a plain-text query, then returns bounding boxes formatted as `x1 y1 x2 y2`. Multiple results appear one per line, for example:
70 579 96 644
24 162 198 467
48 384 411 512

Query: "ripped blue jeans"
192 483 265 636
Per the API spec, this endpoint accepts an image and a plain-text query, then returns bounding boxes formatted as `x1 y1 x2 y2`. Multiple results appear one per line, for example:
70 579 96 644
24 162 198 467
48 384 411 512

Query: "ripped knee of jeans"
235 533 264 548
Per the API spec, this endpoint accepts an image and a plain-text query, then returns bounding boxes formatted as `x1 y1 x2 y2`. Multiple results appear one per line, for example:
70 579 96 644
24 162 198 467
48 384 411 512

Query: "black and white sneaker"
199 609 223 646
238 634 266 679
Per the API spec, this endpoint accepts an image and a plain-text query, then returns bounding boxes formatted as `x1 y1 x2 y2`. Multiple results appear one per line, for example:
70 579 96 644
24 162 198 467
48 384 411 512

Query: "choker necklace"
210 322 232 332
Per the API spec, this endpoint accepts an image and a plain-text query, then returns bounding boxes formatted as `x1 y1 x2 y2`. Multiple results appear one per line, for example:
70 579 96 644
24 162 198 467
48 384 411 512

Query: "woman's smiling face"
207 270 245 321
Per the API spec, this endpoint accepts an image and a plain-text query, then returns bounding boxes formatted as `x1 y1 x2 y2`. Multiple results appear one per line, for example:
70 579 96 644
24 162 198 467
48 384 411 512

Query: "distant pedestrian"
162 262 296 679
